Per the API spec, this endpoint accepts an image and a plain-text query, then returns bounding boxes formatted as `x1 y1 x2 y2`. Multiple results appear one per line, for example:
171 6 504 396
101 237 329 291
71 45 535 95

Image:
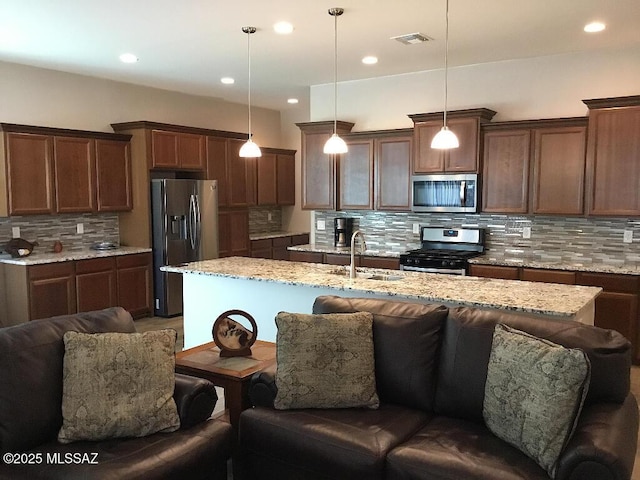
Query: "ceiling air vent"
391 32 432 45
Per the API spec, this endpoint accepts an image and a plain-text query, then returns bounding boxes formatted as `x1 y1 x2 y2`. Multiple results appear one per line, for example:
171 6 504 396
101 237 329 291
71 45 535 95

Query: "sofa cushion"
312 296 448 411
58 329 180 443
0 307 136 454
239 404 431 480
274 311 379 410
483 324 590 477
386 415 550 480
434 307 630 422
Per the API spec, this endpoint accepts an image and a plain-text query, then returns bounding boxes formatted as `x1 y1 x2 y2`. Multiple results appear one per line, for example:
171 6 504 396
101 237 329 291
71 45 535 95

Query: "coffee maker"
334 217 354 247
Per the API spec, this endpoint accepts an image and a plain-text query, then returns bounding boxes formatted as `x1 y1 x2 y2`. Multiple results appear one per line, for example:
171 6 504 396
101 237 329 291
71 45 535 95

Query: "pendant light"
323 8 348 155
431 0 459 149
239 26 262 158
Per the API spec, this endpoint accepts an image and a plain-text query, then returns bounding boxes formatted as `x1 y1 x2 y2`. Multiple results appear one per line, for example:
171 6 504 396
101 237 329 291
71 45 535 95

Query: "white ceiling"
1 0 639 111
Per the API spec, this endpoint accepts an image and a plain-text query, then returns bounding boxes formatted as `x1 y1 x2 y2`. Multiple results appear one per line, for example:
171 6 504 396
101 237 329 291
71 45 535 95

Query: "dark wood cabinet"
151 130 205 171
53 136 95 213
468 264 520 280
28 262 76 320
255 149 296 206
340 130 412 212
409 109 496 174
206 136 229 207
360 256 400 270
584 97 640 216
482 129 531 213
376 135 412 211
219 209 250 257
340 139 374 210
3 132 54 215
276 153 296 206
116 253 153 318
521 268 576 284
297 121 354 210
531 125 586 215
250 234 308 261
227 139 256 207
250 238 273 259
95 139 133 211
324 253 354 266
76 257 117 312
289 251 324 263
1 124 132 217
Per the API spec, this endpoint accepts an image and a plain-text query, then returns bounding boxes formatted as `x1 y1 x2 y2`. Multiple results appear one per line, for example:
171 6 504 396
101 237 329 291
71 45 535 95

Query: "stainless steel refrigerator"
151 179 219 317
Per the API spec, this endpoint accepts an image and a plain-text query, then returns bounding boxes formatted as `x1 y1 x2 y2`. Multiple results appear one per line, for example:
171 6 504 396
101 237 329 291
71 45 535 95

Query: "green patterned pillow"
483 324 590 478
274 311 379 410
58 329 180 444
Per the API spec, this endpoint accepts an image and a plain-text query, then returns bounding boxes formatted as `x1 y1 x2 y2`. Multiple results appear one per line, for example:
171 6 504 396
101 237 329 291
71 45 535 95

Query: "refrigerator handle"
188 194 197 250
194 193 202 252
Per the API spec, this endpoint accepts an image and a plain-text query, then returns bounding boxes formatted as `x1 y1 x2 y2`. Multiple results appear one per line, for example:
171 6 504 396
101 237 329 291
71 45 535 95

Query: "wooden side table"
176 340 276 427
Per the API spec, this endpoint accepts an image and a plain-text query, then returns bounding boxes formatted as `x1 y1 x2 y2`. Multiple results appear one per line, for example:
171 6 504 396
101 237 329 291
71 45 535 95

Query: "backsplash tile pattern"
0 214 119 253
248 206 282 234
315 211 640 266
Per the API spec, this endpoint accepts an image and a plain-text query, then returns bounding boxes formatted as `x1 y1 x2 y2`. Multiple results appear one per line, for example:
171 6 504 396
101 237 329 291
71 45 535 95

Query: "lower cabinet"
470 264 640 363
288 251 400 270
116 253 153 319
3 253 152 323
219 209 250 257
29 262 76 321
250 234 310 261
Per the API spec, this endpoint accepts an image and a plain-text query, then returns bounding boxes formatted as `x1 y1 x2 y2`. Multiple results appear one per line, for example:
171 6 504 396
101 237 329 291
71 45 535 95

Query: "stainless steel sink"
366 274 403 281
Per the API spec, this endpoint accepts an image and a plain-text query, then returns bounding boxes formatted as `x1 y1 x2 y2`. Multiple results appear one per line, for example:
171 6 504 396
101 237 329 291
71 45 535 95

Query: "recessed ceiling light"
362 56 378 65
221 77 235 85
584 21 606 33
287 98 299 104
274 21 294 35
119 53 138 64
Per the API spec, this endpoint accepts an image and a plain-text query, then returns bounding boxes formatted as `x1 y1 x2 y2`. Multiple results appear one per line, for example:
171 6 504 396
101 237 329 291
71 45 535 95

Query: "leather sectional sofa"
238 295 638 480
0 307 232 480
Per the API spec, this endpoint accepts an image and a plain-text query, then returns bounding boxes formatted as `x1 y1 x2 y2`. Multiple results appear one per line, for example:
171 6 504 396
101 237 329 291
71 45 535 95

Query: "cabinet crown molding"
583 95 640 110
0 123 131 142
408 108 497 124
110 121 246 139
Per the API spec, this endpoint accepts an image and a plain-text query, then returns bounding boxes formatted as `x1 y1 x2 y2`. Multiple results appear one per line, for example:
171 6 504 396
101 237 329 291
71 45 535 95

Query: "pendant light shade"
431 0 459 150
240 26 261 158
323 7 348 155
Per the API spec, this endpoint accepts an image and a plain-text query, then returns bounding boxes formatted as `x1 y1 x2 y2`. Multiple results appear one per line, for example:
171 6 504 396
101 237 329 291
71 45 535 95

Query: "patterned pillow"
274 311 379 410
483 324 590 478
58 329 180 444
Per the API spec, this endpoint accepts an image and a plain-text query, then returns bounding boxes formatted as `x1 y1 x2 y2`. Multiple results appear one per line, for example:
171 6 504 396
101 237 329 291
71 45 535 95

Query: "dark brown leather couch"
0 307 232 480
238 296 639 480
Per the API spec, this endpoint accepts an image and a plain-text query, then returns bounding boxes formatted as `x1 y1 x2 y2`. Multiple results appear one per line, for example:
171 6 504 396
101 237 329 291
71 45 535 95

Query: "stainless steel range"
399 227 485 275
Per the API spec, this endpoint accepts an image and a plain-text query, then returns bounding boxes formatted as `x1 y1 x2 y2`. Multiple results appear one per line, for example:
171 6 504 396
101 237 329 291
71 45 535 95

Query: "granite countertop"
162 256 601 319
0 246 152 265
469 256 640 276
250 231 310 241
288 243 402 258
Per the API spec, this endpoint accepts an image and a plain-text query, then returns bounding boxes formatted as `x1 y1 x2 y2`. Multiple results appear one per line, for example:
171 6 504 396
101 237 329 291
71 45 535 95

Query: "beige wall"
310 45 640 130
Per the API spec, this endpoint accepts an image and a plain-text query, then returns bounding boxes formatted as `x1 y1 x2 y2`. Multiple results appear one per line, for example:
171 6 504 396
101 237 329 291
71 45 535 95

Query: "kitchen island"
163 257 601 349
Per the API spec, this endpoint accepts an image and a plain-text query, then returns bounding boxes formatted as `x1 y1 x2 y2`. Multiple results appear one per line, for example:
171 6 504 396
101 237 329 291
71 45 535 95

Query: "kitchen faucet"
350 230 367 279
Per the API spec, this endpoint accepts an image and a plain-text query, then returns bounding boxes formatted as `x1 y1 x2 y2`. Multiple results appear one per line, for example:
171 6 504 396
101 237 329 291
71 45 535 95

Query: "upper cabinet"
409 108 496 174
584 96 640 216
150 129 205 171
0 124 132 217
297 121 354 210
256 148 296 207
339 130 413 211
481 118 587 215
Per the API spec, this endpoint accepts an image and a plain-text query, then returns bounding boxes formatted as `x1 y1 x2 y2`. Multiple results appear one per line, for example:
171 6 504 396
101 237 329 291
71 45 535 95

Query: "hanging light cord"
332 11 339 135
443 0 450 128
246 29 252 139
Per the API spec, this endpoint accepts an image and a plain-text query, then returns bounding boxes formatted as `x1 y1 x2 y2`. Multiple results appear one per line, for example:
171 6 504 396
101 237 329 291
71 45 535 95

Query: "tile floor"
135 315 640 479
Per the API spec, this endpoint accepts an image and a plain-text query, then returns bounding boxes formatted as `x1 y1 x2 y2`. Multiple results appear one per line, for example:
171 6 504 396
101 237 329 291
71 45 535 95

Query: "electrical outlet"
317 219 326 231
522 226 531 239
11 226 20 238
267 212 273 222
76 223 84 234
623 230 633 243
413 223 420 234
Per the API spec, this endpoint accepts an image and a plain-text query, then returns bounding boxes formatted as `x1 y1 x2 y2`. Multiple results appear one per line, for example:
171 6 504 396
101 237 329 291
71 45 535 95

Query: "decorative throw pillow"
58 329 180 444
274 311 379 410
483 324 590 478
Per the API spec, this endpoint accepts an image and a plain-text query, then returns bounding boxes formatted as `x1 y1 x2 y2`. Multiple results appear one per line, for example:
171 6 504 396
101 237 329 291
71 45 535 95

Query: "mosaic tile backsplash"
248 206 283 234
315 211 640 267
0 213 119 253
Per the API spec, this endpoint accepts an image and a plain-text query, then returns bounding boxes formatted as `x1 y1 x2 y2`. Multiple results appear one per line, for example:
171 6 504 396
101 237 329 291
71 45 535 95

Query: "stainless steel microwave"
411 173 478 213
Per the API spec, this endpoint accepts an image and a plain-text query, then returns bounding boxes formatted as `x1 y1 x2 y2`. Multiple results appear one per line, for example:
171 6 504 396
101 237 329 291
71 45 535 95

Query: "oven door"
400 264 467 275
411 173 478 213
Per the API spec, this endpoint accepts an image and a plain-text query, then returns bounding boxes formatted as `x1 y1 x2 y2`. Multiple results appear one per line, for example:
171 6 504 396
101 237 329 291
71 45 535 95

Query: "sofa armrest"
555 393 639 480
248 363 277 408
174 373 219 429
